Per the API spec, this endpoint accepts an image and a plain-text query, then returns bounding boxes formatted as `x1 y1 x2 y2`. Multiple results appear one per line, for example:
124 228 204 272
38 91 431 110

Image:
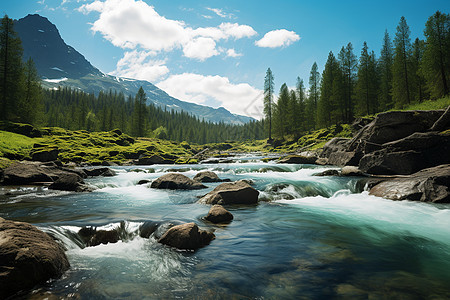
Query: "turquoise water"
1 157 450 299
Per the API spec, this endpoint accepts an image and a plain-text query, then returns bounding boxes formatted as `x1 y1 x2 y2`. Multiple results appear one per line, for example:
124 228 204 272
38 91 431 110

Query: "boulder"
314 169 340 177
136 155 174 165
320 138 352 158
198 180 259 205
151 173 207 190
2 162 54 185
31 148 59 162
327 151 362 167
193 171 230 183
83 167 116 177
340 166 365 176
48 173 93 192
359 150 426 175
0 218 70 299
157 222 215 250
368 164 450 203
78 227 120 247
277 155 318 164
204 205 234 223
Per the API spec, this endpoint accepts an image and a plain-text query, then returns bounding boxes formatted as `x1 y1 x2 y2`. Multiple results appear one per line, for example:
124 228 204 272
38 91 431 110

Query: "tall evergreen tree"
338 43 357 123
411 38 427 102
0 15 24 121
296 76 306 132
379 30 394 110
392 16 413 107
318 52 340 127
132 87 148 137
308 62 320 129
421 11 450 98
264 68 274 140
21 58 43 124
273 83 290 138
356 42 379 115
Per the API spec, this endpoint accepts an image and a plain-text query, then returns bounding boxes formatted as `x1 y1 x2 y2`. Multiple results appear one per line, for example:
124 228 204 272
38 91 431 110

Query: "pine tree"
21 58 43 124
411 38 427 102
132 87 148 137
356 42 379 115
264 68 274 140
392 16 413 107
296 77 306 132
379 30 394 110
338 43 357 123
308 62 320 129
421 11 450 98
318 51 339 127
0 15 24 121
273 83 290 138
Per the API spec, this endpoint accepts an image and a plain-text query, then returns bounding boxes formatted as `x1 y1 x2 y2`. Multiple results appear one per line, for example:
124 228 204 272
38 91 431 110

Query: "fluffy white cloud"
226 49 242 57
79 0 256 58
183 37 219 61
255 29 300 48
110 50 169 82
157 73 263 118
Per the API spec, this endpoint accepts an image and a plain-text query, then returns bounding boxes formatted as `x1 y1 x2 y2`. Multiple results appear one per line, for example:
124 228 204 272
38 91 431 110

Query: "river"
1 155 450 299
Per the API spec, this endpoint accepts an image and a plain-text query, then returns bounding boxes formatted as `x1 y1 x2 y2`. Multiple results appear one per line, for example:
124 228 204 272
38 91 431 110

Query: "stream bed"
1 155 450 299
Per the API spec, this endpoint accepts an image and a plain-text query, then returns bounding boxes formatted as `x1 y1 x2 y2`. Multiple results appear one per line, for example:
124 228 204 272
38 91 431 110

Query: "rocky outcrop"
31 148 59 162
204 205 234 223
157 222 215 250
277 155 318 164
318 109 450 175
193 171 230 183
151 173 207 190
0 161 98 192
0 218 70 299
367 164 450 203
198 180 259 205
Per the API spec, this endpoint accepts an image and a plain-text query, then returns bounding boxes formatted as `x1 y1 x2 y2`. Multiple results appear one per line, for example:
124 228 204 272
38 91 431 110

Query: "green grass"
0 130 41 160
396 96 450 111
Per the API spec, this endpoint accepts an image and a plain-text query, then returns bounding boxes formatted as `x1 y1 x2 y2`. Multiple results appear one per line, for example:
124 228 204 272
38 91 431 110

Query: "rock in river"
158 222 215 250
204 205 234 223
0 218 70 299
193 171 230 183
198 180 259 205
151 173 207 190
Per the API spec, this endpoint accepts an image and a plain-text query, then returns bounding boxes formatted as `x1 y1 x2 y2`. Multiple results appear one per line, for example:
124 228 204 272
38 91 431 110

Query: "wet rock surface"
198 180 259 205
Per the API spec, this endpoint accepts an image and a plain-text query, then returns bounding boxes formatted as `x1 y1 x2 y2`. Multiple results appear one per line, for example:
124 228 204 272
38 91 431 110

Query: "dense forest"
264 11 449 139
1 12 449 144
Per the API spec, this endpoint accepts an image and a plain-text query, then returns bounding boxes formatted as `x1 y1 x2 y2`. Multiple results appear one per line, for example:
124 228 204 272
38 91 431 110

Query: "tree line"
264 11 449 139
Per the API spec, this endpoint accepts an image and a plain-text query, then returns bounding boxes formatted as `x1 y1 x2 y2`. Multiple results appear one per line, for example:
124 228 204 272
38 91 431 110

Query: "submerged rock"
198 180 259 205
193 171 230 183
368 164 450 203
78 227 120 247
137 179 151 185
158 222 215 250
204 205 234 223
151 173 207 190
0 218 70 299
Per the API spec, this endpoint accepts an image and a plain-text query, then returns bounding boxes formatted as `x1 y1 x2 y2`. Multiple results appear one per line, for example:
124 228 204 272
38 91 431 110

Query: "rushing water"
1 155 450 299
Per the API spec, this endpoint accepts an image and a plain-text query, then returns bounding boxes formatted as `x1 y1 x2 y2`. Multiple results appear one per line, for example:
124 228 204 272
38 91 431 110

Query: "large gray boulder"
48 173 93 192
157 222 215 250
277 155 318 164
135 155 175 165
368 164 450 203
0 218 70 299
198 180 259 205
151 173 207 190
2 161 54 185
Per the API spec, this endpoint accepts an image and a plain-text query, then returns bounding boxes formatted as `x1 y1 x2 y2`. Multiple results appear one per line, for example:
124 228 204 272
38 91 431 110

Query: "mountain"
14 14 254 125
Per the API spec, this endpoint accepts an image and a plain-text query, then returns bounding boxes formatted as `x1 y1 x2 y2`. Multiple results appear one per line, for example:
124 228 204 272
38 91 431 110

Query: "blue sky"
2 0 449 118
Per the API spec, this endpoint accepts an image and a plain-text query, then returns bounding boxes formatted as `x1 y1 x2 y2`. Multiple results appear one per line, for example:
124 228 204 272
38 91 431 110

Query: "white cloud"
110 50 169 82
157 73 263 118
206 7 234 19
226 49 242 57
183 37 219 61
255 29 300 48
79 0 256 59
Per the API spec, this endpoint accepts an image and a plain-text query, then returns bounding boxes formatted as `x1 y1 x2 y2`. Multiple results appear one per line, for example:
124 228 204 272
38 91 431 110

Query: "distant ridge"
14 14 254 125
